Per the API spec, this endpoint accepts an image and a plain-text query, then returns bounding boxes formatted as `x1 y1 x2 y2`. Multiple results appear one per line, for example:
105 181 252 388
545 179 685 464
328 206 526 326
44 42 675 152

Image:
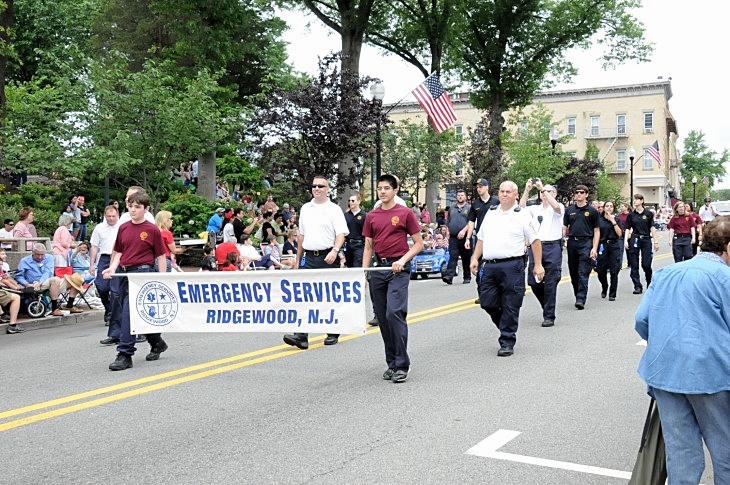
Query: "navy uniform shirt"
345 209 367 241
625 209 654 236
468 196 500 233
598 215 622 243
563 204 599 237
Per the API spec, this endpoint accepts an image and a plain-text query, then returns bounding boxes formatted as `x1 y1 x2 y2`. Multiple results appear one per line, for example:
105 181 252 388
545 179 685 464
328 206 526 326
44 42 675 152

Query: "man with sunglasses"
563 185 600 310
0 219 14 250
282 175 349 349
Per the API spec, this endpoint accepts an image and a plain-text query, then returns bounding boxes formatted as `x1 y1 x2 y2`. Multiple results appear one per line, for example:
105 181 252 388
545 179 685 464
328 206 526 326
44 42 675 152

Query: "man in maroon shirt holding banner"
363 174 423 383
103 191 168 371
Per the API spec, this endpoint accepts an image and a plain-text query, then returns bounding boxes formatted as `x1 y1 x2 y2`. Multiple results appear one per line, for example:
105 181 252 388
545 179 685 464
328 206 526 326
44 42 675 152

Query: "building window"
644 112 653 133
454 124 463 140
453 155 464 177
617 114 626 136
567 117 576 136
642 148 653 170
616 149 626 171
590 116 600 137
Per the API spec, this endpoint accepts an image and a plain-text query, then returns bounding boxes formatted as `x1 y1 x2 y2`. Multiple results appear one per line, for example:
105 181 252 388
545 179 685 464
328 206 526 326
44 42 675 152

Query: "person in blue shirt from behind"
635 216 730 485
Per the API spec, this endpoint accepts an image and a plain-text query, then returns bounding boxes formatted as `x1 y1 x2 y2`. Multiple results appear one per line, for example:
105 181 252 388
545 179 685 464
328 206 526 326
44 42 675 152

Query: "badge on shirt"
642 215 647 220
357 215 362 220
391 216 400 226
140 232 149 241
584 211 589 217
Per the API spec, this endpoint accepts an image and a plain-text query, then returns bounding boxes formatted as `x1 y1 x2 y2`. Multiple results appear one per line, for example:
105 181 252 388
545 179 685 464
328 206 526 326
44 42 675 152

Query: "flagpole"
384 72 437 115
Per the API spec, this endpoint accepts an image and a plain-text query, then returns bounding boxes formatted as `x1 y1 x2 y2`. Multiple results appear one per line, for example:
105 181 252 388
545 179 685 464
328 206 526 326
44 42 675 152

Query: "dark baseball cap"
475 178 489 186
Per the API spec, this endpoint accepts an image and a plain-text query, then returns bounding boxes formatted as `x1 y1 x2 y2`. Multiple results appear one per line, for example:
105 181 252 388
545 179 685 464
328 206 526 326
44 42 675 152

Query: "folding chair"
60 273 96 310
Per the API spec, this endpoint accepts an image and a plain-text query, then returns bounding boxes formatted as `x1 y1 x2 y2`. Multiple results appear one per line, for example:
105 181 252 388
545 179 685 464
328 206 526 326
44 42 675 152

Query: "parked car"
714 200 730 216
409 247 457 280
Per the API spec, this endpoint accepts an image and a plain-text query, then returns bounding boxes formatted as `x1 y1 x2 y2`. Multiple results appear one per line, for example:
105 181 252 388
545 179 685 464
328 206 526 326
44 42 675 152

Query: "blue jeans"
653 388 730 485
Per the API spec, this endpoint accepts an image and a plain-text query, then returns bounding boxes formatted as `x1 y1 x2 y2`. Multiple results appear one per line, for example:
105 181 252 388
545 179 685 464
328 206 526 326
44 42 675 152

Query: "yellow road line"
0 251 673 431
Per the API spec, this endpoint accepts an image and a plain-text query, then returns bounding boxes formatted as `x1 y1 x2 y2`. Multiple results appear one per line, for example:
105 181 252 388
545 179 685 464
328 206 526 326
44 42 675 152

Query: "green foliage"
159 192 218 237
711 188 730 201
215 153 266 192
680 130 728 189
595 172 624 205
0 182 66 236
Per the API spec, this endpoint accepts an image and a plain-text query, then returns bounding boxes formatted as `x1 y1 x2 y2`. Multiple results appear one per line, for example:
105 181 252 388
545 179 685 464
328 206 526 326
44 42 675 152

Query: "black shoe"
601 288 607 298
575 301 585 310
100 337 119 345
391 369 409 383
474 299 480 305
104 313 110 323
105 321 110 327
283 334 308 350
135 334 147 343
633 288 643 294
109 353 133 371
462 278 471 284
146 339 168 361
367 315 379 326
609 296 616 301
382 368 395 380
497 347 514 357
0 313 9 323
442 277 452 285
323 335 338 346
6 324 25 334
541 320 554 327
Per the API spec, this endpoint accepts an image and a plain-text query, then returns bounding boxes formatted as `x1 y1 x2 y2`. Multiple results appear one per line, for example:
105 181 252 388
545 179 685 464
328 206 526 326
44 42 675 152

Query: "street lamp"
370 82 385 183
692 175 698 206
629 146 636 201
549 126 559 154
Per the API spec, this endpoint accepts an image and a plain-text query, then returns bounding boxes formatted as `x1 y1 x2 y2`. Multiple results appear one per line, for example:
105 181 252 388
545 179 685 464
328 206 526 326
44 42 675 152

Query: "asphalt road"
0 240 716 484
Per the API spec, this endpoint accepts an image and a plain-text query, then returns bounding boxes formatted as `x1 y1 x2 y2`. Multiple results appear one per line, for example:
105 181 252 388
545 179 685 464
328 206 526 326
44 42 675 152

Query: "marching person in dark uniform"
563 185 599 310
470 181 544 357
344 192 367 269
520 179 565 326
667 200 696 262
623 193 659 294
443 189 471 284
465 177 499 302
363 174 423 383
595 201 623 301
282 175 349 350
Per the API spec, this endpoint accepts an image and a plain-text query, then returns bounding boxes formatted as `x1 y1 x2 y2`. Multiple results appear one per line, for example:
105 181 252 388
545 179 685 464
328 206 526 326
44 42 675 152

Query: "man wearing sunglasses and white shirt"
282 175 349 350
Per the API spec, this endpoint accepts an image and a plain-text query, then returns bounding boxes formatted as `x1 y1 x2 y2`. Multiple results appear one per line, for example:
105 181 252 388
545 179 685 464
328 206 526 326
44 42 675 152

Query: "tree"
248 54 381 202
463 115 506 187
680 130 728 189
381 119 462 207
451 0 651 172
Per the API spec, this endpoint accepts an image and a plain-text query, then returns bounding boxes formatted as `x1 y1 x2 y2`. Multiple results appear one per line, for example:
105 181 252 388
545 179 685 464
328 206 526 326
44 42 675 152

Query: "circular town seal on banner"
136 281 178 326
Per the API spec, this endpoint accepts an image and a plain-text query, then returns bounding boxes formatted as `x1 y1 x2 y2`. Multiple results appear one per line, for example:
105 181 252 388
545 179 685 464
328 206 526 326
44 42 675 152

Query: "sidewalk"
1 308 104 334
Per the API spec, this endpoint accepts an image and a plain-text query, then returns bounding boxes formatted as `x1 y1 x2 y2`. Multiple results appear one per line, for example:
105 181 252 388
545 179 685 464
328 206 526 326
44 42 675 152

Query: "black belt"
346 238 364 242
568 236 592 240
100 254 112 257
674 234 691 238
482 255 524 264
304 248 332 257
602 239 618 244
541 239 562 245
120 264 153 272
375 256 404 265
634 235 651 239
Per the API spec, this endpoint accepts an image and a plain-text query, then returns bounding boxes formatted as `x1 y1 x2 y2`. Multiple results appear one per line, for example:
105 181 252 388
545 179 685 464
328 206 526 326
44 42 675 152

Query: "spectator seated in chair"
200 246 218 271
215 236 240 269
237 234 276 270
15 243 83 316
263 235 292 269
71 242 91 279
0 287 22 333
219 251 241 271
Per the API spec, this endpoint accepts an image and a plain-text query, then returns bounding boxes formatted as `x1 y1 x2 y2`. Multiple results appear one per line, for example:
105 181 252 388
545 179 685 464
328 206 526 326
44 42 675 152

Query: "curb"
1 309 104 334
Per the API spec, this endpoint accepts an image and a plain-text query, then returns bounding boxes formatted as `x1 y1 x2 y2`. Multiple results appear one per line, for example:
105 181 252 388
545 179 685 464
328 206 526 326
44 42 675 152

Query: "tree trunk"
337 29 363 210
198 151 217 202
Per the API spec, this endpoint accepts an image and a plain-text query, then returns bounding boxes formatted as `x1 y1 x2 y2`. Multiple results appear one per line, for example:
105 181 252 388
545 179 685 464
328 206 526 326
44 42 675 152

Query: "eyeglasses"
348 199 357 203
311 184 327 189
5 223 13 226
574 190 586 194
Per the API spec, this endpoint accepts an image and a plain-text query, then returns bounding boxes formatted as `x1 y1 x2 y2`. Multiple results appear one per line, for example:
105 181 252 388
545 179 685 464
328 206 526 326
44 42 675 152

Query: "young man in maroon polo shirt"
362 174 423 383
103 191 168 371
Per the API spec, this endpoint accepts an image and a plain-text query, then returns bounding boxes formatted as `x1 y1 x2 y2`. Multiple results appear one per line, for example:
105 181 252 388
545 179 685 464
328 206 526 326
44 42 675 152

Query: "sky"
280 1 730 188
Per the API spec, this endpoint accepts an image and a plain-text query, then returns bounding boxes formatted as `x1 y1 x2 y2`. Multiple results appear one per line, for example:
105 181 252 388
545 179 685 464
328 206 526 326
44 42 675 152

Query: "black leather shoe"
474 299 480 305
497 347 514 357
633 288 643 294
575 301 585 310
541 320 554 327
391 369 409 383
609 296 616 301
323 335 338 346
601 288 607 298
100 337 119 345
135 334 147 343
442 277 452 285
462 278 471 284
368 315 379 326
283 334 308 350
104 313 110 323
109 353 133 371
382 368 395 380
146 339 168 361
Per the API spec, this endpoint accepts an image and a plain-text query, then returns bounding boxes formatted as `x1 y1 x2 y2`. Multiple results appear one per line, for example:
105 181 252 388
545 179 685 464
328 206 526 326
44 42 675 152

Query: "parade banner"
126 268 367 335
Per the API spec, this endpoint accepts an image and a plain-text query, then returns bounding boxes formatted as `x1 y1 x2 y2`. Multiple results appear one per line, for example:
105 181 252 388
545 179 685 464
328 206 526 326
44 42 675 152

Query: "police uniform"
444 202 471 283
596 215 622 300
344 208 367 268
526 200 565 325
563 204 599 307
625 209 654 292
477 204 538 353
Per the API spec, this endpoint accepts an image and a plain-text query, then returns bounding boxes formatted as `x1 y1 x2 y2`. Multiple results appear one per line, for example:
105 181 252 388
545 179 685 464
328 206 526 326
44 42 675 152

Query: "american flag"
411 73 457 134
647 140 663 169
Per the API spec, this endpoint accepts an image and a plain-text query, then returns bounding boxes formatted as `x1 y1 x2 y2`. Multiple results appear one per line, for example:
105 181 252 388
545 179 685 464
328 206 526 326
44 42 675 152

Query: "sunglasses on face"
311 184 327 189
574 190 586 194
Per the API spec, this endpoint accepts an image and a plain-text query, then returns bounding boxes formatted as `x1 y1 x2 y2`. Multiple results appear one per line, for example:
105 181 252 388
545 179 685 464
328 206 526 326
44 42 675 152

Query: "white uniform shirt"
298 199 349 250
526 203 565 242
90 220 120 257
699 203 716 223
477 204 539 259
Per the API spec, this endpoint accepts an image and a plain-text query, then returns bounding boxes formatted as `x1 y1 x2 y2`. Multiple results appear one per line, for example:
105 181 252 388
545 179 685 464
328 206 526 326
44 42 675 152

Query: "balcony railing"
584 128 629 139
